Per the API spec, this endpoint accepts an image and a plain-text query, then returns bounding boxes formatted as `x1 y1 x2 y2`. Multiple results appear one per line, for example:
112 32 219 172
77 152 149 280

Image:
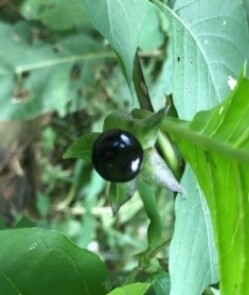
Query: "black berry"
92 129 143 182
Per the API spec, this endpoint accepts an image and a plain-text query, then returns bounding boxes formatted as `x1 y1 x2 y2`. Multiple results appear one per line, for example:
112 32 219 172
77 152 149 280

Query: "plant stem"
157 131 179 177
161 117 249 163
147 238 171 259
133 50 154 111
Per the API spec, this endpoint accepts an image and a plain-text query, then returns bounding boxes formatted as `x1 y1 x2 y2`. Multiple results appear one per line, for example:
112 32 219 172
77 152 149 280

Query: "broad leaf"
152 1 249 294
153 0 249 120
0 271 20 295
82 0 148 86
107 283 150 295
0 228 107 295
162 76 249 294
169 167 219 295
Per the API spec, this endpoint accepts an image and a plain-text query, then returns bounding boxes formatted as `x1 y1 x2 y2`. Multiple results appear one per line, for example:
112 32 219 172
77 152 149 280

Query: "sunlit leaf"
162 76 249 294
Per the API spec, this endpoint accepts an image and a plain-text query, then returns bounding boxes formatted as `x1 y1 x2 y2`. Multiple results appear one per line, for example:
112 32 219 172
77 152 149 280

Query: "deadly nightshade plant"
64 107 182 215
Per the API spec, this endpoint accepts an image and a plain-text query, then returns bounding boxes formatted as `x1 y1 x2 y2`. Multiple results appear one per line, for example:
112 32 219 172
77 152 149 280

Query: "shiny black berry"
91 129 143 182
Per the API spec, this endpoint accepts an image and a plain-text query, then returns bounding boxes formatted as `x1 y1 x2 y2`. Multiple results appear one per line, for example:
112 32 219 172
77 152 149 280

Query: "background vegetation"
0 1 249 295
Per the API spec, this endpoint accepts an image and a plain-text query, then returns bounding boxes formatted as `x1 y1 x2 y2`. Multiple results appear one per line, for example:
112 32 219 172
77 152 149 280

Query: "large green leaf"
0 271 20 295
169 167 219 295
0 21 109 121
81 0 148 86
152 1 249 294
0 228 107 295
153 0 249 120
162 76 249 294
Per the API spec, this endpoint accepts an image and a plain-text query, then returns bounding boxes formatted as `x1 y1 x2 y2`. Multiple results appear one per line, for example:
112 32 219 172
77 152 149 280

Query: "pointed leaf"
104 110 135 133
108 181 137 215
162 76 249 294
142 149 182 193
63 132 100 161
104 108 166 149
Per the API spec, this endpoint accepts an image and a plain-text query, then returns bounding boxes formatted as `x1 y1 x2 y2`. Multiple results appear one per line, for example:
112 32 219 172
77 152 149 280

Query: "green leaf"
63 132 100 161
104 108 166 149
0 271 20 295
82 0 148 86
139 2 167 51
108 181 137 215
107 283 150 295
162 76 249 294
0 21 109 121
104 110 135 134
0 228 107 295
20 0 89 31
0 218 7 230
131 108 166 149
153 2 249 294
150 272 170 295
153 0 249 120
169 167 219 295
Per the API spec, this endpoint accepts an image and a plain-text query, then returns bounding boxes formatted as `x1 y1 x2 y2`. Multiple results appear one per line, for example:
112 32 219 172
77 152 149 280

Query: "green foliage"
63 132 101 161
139 2 167 51
107 283 150 295
151 1 249 294
0 21 110 121
153 0 249 120
20 0 89 31
150 272 170 295
169 167 219 295
0 0 249 294
82 0 148 87
64 108 181 214
162 76 249 294
0 228 107 295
